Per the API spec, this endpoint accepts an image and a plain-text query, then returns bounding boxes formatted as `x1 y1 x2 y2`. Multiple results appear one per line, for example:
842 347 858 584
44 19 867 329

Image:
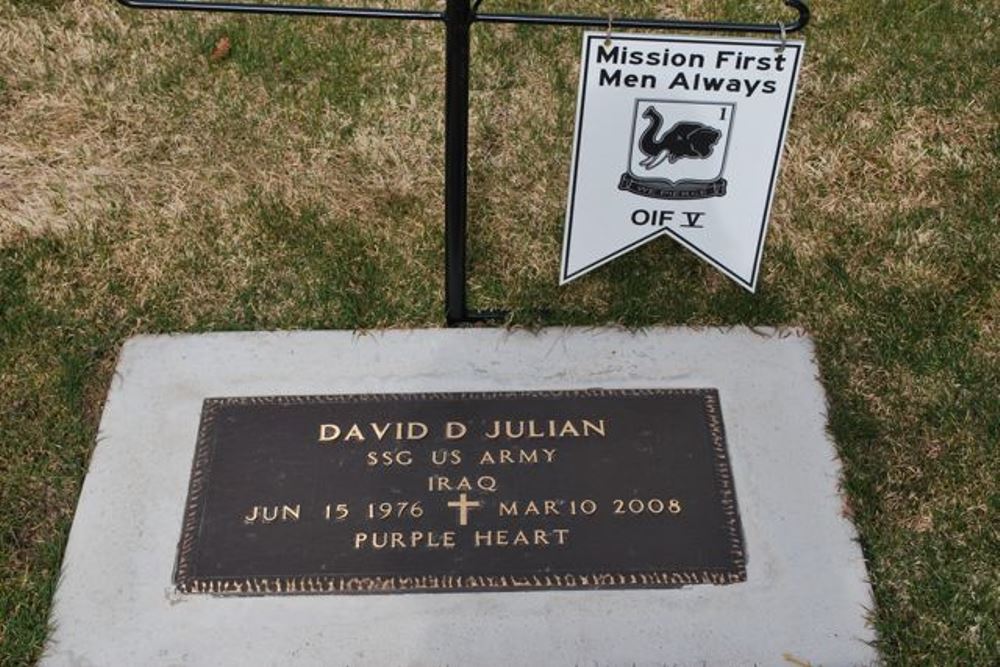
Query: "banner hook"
775 21 787 51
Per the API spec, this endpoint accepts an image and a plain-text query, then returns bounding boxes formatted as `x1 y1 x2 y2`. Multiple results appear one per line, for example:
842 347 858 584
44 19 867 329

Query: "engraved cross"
446 493 482 527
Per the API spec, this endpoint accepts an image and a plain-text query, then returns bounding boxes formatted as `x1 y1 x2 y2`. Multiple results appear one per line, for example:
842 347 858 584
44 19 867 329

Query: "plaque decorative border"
174 389 746 595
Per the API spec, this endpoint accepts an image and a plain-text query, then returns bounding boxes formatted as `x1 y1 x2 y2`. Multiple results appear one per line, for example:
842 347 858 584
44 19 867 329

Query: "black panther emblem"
637 106 722 170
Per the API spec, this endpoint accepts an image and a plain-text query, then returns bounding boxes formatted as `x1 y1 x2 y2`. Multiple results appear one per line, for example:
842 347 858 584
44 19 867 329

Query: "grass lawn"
1 0 997 664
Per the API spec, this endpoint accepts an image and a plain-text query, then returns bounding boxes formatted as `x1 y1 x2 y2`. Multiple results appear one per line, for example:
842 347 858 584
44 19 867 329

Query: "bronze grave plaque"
175 389 745 595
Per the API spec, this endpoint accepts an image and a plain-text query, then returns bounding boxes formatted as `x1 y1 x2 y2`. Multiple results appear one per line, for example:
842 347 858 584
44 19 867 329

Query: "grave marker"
175 390 744 595
43 328 878 665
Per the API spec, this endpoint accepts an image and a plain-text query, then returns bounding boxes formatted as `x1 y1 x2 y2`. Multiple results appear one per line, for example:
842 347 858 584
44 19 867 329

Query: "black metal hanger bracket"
116 0 811 326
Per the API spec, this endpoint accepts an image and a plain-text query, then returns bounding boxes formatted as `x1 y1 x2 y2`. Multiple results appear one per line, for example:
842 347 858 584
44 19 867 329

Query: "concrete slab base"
43 327 877 666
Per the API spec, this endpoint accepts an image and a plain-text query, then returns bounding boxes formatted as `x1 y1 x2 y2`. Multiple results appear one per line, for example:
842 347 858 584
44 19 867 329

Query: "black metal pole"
116 0 442 21
476 0 810 33
444 0 472 326
115 0 809 33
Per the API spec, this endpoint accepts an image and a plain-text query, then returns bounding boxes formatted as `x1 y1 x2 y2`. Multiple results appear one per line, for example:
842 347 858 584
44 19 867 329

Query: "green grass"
1 0 998 664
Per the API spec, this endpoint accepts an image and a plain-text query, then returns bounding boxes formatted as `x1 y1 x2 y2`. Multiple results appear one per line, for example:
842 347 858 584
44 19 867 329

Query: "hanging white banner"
561 33 804 291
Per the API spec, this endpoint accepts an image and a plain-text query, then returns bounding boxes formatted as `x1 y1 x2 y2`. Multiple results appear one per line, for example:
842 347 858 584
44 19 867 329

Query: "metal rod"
476 1 809 33
115 0 810 34
474 14 801 33
116 0 442 21
444 0 472 326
